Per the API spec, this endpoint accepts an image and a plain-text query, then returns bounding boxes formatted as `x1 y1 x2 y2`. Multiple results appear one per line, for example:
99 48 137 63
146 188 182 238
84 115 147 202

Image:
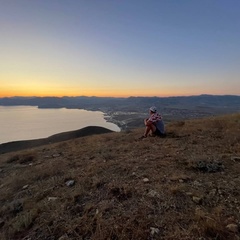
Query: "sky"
0 0 240 98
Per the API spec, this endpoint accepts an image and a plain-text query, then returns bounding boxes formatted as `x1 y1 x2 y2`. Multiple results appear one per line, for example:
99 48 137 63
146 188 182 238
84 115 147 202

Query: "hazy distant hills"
1 95 240 111
0 96 124 110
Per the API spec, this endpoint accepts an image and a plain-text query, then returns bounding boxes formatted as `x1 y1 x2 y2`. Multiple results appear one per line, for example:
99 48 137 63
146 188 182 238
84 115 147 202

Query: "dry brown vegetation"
0 114 240 240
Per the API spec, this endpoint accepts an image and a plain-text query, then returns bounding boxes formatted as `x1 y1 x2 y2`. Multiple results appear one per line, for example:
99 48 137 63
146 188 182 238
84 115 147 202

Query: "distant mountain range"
1 95 240 112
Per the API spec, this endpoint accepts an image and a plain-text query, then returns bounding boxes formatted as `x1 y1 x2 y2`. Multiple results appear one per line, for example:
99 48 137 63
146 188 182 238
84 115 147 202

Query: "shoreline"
0 106 121 145
0 126 113 154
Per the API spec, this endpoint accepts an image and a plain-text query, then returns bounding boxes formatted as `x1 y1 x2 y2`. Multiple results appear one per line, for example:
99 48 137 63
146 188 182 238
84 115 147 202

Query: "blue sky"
1 0 240 97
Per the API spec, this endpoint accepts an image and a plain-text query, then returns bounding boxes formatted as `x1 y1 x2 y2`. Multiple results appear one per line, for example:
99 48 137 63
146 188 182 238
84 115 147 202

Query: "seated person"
140 106 165 139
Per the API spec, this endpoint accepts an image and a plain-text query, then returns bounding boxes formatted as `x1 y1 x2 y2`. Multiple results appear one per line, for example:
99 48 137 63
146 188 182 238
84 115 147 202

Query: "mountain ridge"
0 126 113 154
1 94 240 110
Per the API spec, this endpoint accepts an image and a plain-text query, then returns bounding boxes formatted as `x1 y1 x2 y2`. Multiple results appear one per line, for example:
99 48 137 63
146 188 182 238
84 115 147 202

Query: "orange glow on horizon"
1 85 234 98
0 90 187 98
0 91 203 98
0 84 165 97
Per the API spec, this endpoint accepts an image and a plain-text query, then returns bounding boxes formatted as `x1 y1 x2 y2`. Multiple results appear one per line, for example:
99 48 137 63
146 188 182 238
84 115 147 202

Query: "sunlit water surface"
0 106 120 144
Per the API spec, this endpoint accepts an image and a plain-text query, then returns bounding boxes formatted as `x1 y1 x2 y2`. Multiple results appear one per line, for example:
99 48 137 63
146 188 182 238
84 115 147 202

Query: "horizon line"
0 93 240 99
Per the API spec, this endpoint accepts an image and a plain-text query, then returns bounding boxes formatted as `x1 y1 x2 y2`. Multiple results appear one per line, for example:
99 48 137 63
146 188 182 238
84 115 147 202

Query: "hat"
149 106 157 113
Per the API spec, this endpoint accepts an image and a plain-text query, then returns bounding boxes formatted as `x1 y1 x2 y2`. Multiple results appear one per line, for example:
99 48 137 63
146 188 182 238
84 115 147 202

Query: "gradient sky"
1 0 240 97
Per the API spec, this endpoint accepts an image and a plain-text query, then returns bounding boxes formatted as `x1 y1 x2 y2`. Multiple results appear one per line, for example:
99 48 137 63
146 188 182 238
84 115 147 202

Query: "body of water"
0 106 120 144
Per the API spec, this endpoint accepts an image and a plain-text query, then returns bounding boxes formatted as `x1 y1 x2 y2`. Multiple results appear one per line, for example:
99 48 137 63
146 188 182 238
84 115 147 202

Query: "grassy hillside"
0 114 240 239
0 126 113 154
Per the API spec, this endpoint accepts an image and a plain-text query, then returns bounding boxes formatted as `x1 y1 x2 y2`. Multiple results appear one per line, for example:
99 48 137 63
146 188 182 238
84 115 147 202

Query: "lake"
0 106 120 144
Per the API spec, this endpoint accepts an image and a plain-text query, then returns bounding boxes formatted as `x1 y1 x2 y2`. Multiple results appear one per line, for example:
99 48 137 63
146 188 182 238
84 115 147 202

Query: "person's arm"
145 118 153 126
144 118 148 126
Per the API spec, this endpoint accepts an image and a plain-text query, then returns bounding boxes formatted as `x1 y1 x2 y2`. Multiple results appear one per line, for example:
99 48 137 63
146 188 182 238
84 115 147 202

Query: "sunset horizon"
1 92 240 99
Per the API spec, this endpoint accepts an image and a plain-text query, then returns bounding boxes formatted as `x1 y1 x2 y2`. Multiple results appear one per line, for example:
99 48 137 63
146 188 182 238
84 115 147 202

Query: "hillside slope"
0 114 240 239
0 126 113 154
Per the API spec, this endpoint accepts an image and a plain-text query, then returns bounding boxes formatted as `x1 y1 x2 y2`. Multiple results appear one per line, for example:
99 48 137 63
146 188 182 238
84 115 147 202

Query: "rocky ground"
0 114 240 240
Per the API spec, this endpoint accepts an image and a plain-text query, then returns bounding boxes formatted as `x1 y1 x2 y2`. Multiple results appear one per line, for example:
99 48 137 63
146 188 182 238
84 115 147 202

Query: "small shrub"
10 209 38 236
7 153 35 164
8 200 24 216
192 160 224 173
6 155 20 163
194 208 231 239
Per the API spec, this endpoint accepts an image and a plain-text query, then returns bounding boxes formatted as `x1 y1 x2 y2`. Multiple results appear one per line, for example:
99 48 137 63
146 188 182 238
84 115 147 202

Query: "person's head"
149 106 157 113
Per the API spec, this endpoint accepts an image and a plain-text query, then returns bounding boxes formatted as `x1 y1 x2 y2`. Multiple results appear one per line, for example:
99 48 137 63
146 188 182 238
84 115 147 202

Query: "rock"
193 180 202 187
192 196 202 204
143 178 150 183
48 197 58 201
22 185 29 190
179 179 184 183
226 223 238 233
52 153 61 158
148 190 159 197
0 169 3 173
65 180 75 187
186 192 193 196
150 227 160 236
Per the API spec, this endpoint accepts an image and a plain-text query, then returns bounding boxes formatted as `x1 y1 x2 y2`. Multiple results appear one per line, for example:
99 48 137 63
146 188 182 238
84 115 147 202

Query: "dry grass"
0 114 240 239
